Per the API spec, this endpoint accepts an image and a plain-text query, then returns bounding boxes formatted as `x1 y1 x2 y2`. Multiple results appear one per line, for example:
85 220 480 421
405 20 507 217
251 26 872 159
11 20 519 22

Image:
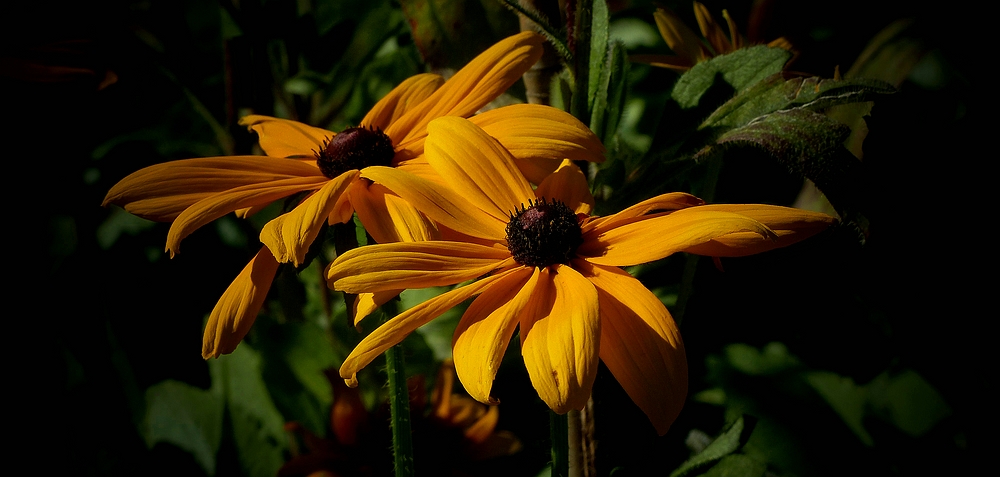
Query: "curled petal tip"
344 375 359 388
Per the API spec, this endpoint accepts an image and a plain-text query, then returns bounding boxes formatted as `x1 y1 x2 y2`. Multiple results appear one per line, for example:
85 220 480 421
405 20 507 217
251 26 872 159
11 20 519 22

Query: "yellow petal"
575 260 687 435
579 208 776 267
239 115 332 158
328 241 513 293
453 267 537 404
534 159 595 215
387 31 544 148
260 170 359 266
679 204 836 256
469 104 605 184
519 265 600 413
202 246 280 358
361 166 506 240
362 73 445 132
352 291 400 326
582 192 704 235
653 7 705 63
694 1 731 55
349 181 439 244
629 53 695 71
103 156 323 221
340 269 520 386
425 117 534 221
166 176 328 256
722 9 742 50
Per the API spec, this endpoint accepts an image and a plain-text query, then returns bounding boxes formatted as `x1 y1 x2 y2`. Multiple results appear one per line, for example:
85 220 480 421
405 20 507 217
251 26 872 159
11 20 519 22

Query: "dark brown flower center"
315 126 394 179
506 198 583 268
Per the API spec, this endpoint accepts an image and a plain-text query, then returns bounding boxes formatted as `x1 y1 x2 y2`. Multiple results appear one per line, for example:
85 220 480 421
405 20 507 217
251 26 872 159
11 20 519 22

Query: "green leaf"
671 46 791 110
724 342 801 376
805 371 873 446
587 0 609 113
670 416 757 477
399 0 516 70
868 369 952 437
590 41 628 143
143 380 224 475
212 345 289 477
696 454 767 477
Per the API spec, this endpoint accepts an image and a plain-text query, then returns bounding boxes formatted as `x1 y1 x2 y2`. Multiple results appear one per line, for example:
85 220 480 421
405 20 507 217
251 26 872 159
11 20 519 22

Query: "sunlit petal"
202 246 280 358
240 115 332 158
425 117 534 220
534 159 595 215
340 269 520 386
519 265 600 413
582 192 704 234
353 291 400 326
679 204 836 256
259 170 359 266
328 241 512 293
363 73 445 133
579 208 776 267
349 181 438 244
453 267 537 404
576 260 687 435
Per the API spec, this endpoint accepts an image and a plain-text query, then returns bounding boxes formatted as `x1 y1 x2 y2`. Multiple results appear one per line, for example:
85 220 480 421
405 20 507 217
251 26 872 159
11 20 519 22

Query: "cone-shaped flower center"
506 198 583 268
315 126 395 179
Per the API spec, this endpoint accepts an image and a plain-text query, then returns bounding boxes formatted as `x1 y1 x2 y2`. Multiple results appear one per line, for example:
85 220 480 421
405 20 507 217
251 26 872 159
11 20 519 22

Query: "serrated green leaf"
143 380 223 475
670 416 756 477
671 46 791 110
696 454 767 477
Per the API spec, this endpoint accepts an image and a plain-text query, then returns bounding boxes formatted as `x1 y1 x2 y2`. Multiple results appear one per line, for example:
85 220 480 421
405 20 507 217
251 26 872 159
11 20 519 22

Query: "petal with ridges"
328 241 512 293
582 192 704 235
426 117 534 221
519 265 600 413
240 115 332 158
352 291 400 326
453 267 537 404
260 171 359 266
575 260 687 435
579 208 775 267
202 246 280 358
340 269 520 386
679 204 836 257
534 159 595 215
363 73 445 133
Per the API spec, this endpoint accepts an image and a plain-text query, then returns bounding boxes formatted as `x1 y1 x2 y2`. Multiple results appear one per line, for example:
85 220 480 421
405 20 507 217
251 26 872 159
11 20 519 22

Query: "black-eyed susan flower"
103 31 604 359
327 116 837 434
631 1 793 71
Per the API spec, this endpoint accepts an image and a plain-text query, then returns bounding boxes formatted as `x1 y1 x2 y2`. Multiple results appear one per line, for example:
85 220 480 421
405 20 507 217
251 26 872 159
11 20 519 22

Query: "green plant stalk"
551 410 569 477
382 300 414 477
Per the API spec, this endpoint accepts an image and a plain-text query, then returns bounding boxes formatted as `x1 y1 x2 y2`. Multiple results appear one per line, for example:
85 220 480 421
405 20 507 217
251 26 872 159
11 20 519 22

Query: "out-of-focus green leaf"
399 0 516 70
671 46 791 110
868 369 952 437
724 342 801 376
587 0 609 113
212 345 288 477
96 208 157 250
143 380 223 475
696 454 767 477
805 371 872 446
670 416 756 477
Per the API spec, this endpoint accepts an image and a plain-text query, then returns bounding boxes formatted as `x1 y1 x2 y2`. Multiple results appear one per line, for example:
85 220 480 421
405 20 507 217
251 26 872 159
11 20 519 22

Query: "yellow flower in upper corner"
102 31 605 359
631 1 793 71
327 116 837 434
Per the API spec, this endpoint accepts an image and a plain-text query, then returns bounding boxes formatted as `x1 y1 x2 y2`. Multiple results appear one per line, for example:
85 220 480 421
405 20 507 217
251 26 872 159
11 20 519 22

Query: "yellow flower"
631 1 793 71
102 31 604 359
327 116 836 434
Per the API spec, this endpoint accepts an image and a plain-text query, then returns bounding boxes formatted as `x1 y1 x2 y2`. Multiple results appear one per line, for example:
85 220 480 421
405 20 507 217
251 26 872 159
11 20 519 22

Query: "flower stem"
382 300 414 477
551 410 568 477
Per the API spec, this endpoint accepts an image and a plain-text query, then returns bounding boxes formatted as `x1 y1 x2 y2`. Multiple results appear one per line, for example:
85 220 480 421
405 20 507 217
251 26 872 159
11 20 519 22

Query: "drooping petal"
519 265 600 413
103 156 323 221
582 192 704 235
348 181 439 244
202 246 280 358
425 117 534 221
165 176 328 256
259 170 359 266
575 260 687 435
362 166 506 240
388 31 544 153
469 104 605 184
352 290 400 326
579 208 776 267
340 269 521 386
363 73 445 132
240 115 331 158
653 7 705 64
453 267 537 404
679 204 836 257
534 159 595 215
328 241 513 293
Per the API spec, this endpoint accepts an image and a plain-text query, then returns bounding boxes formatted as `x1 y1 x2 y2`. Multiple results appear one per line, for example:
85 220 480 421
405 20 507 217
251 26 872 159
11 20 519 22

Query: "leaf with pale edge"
670 416 757 477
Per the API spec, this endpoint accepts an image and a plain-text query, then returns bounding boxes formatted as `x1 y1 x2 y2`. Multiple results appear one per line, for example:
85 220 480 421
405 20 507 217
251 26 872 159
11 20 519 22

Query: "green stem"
550 410 568 477
382 300 414 477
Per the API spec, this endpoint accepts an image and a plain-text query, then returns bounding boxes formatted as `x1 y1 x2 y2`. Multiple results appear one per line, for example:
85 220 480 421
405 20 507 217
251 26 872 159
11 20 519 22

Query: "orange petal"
328 241 513 293
339 269 520 386
363 73 445 133
361 166 506 240
575 260 687 435
579 208 775 267
519 265 600 413
349 181 439 244
534 159 595 215
679 204 836 257
103 156 323 221
239 115 332 158
425 117 534 221
693 1 732 55
582 192 704 235
202 246 280 358
387 31 544 149
353 290 400 326
259 171 359 266
453 267 537 404
653 7 705 63
469 104 605 184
